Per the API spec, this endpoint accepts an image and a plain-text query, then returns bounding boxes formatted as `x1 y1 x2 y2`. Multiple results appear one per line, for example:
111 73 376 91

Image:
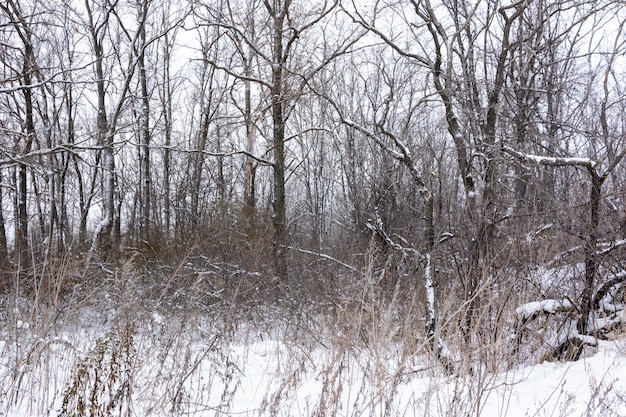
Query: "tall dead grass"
0 241 625 417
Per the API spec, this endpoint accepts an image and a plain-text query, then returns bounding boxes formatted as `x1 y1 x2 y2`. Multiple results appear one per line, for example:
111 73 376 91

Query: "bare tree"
342 0 536 340
315 46 458 368
136 0 151 243
492 2 626 359
82 0 148 259
154 3 183 238
0 0 43 265
0 169 8 267
193 0 360 279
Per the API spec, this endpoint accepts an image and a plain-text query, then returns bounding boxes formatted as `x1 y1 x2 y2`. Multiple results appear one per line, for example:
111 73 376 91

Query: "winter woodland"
1 0 626 415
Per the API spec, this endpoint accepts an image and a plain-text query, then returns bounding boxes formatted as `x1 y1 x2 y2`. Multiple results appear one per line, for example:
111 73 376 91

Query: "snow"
151 311 164 324
424 253 435 330
500 345 624 416
516 299 575 321
2 318 626 417
503 146 596 168
597 239 626 256
526 154 594 166
594 309 626 332
15 320 30 329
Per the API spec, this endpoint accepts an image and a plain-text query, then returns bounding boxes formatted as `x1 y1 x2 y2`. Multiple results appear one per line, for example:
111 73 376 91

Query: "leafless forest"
1 0 626 414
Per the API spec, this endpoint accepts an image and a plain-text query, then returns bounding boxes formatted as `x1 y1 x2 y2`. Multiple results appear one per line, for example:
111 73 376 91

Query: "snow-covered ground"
2 308 625 417
199 338 626 417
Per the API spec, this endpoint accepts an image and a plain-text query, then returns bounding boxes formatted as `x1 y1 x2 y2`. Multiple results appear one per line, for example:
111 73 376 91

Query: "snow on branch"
197 149 273 166
286 246 360 273
0 62 96 94
540 328 598 362
569 332 598 347
592 270 626 311
340 118 405 161
523 223 554 243
591 308 626 337
365 207 421 258
203 58 272 89
0 146 74 167
596 239 626 256
547 243 587 266
516 299 575 322
502 146 596 168
547 239 626 266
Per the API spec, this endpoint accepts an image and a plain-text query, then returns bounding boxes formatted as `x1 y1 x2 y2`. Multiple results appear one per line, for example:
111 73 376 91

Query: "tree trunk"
243 74 256 215
190 50 218 226
0 169 9 267
578 169 605 335
191 107 210 225
17 42 37 265
269 1 288 280
138 0 151 243
161 29 173 237
85 0 117 259
16 164 29 265
424 193 436 343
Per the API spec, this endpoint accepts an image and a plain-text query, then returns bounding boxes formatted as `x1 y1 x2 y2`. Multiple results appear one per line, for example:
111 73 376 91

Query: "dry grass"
1 244 625 417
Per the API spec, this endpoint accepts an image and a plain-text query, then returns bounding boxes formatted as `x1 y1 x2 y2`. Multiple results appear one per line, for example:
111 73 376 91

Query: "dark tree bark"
578 168 605 335
84 0 115 257
1 0 39 265
160 28 174 237
243 61 256 216
0 169 8 267
137 0 151 243
266 0 289 279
